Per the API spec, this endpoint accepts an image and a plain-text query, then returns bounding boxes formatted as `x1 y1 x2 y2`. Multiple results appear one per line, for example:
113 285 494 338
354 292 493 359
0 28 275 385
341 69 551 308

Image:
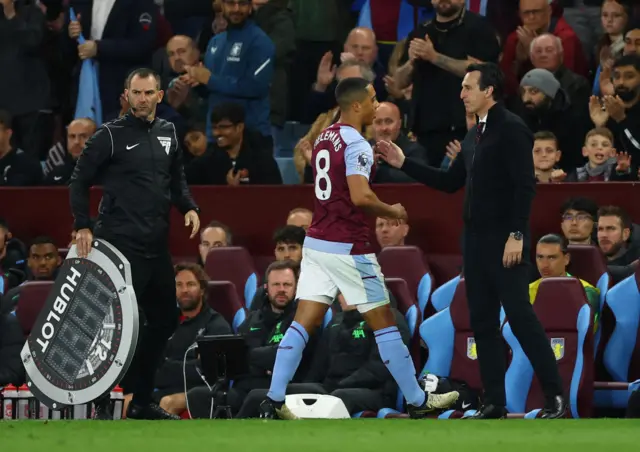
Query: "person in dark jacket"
597 205 640 284
70 68 200 421
185 102 282 185
42 118 96 186
153 263 232 415
0 219 27 295
0 110 43 186
234 296 410 418
185 259 313 418
0 312 24 386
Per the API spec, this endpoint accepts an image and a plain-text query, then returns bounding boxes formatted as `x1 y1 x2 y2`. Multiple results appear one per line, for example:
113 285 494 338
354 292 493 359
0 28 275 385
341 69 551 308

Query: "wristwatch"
510 231 523 241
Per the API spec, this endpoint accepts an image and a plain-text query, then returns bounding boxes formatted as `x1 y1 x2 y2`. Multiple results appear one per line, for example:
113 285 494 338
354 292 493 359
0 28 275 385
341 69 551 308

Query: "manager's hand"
375 140 406 168
76 228 94 258
503 236 523 268
185 210 201 239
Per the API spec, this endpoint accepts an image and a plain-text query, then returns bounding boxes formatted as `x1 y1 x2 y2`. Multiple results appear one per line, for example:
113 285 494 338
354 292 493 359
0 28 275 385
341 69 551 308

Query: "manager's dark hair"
466 62 505 101
537 234 568 254
125 68 161 90
612 54 640 73
210 102 245 126
335 77 371 110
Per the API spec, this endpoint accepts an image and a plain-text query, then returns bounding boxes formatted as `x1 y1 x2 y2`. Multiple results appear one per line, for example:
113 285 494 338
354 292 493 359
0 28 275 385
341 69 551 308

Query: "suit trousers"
463 229 563 406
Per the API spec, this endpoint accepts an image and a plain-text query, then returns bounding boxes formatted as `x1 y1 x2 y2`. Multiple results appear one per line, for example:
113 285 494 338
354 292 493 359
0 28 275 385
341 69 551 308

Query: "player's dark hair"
466 62 505 101
203 220 233 245
612 53 640 72
174 262 210 292
273 225 305 246
335 77 371 110
560 197 598 220
29 236 57 250
125 68 161 90
537 234 568 254
210 102 245 126
598 205 632 230
0 110 12 130
265 259 300 281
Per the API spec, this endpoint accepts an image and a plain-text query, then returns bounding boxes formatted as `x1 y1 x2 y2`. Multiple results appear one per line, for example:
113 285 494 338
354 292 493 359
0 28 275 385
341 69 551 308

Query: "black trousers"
115 250 177 405
463 229 563 407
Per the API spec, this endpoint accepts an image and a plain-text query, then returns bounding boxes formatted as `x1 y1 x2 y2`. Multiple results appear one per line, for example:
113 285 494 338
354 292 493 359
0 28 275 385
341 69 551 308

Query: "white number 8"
315 149 332 200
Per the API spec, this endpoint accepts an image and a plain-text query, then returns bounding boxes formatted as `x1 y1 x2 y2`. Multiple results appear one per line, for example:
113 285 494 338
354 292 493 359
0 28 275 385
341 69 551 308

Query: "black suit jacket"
63 0 158 120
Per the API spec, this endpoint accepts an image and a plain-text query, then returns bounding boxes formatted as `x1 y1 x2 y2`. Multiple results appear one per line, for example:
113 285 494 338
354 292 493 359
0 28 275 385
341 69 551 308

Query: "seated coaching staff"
69 68 201 421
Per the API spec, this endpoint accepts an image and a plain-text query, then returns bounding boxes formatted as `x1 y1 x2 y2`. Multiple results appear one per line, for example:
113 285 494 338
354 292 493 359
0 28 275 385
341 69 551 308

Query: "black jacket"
42 153 77 186
0 312 25 385
607 101 640 163
608 244 640 285
0 148 43 186
304 309 408 407
69 113 199 257
401 103 534 234
155 306 231 391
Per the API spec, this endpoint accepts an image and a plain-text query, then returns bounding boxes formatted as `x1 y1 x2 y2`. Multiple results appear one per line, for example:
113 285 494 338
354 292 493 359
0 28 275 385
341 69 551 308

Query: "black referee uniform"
397 102 566 418
69 112 199 413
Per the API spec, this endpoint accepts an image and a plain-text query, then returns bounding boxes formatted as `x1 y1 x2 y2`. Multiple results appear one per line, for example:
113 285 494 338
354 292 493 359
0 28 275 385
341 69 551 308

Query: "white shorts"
296 246 390 308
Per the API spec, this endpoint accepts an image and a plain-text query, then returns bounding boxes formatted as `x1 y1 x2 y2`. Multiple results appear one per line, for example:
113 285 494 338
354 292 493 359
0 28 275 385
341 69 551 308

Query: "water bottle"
111 386 124 420
73 403 88 419
17 384 31 419
2 385 18 420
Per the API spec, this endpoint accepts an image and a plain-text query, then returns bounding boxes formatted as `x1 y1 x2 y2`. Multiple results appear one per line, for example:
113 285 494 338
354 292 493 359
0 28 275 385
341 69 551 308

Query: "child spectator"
533 131 562 182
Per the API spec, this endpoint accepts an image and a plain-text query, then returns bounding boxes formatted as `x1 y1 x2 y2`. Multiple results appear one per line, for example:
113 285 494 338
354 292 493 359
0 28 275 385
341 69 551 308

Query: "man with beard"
70 68 201 421
153 263 232 416
42 118 96 185
589 54 640 160
597 206 640 284
515 68 591 171
393 0 501 166
182 0 275 151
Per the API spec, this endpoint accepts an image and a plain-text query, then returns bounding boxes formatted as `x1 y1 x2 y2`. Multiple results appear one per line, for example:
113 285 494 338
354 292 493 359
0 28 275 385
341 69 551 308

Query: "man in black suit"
377 63 567 419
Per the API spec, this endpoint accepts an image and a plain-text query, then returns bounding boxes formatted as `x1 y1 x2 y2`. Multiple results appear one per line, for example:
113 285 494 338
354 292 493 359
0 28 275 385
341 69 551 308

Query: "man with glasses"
559 197 598 245
182 0 275 152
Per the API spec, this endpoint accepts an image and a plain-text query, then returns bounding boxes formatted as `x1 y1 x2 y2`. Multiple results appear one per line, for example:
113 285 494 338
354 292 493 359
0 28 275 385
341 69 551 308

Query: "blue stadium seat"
204 247 258 309
430 274 461 312
275 157 299 185
503 277 593 418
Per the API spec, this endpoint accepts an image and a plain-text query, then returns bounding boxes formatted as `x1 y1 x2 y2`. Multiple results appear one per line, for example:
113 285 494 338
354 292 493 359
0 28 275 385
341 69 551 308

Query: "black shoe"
258 398 283 419
407 377 460 419
93 398 113 420
467 404 507 419
540 395 567 419
126 402 181 420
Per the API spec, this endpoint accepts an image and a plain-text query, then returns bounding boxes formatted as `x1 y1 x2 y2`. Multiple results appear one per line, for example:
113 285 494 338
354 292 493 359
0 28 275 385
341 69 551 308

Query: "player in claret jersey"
259 78 459 420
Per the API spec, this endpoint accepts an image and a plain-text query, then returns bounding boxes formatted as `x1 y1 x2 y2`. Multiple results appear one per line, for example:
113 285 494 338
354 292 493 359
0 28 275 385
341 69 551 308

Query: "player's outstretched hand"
185 210 201 239
76 228 93 258
375 140 406 168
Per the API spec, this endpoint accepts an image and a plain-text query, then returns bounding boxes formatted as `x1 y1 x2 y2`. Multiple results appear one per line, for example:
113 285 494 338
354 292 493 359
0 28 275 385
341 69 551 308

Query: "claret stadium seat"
378 246 433 317
206 281 248 333
14 281 54 335
204 247 259 309
503 277 593 418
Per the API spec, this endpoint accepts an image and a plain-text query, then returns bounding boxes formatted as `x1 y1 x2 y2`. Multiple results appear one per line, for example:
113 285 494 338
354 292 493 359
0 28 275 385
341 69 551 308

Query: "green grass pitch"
1 419 640 452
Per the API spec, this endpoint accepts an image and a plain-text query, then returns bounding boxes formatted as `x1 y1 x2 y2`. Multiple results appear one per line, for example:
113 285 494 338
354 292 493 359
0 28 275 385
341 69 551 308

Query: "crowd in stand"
2 0 640 418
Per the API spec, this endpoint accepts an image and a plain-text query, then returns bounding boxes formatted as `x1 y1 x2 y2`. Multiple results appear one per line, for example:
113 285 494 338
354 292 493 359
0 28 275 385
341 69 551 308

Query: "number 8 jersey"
306 123 376 256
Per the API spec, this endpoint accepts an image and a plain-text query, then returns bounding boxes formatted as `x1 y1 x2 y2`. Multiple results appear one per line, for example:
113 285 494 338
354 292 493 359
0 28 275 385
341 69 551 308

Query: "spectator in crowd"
597 205 640 283
553 127 635 182
533 130 562 182
198 220 232 265
515 68 590 171
286 207 312 230
0 110 43 187
183 124 208 162
560 0 603 63
43 118 97 185
394 0 501 166
371 102 428 183
253 0 296 133
595 0 630 68
560 197 598 245
64 0 158 121
0 311 24 386
234 293 411 418
530 33 590 109
384 38 413 128
531 233 599 314
590 54 640 160
598 22 640 96
186 259 310 417
501 0 587 97
156 263 232 415
0 219 27 292
185 102 282 185
0 0 51 160
183 0 275 151
375 217 409 249
0 236 61 315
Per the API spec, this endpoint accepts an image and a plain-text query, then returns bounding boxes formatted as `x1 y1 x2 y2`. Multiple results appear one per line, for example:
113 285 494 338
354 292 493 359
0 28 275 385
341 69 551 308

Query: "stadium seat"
14 281 54 335
206 281 248 333
385 277 421 366
503 277 594 418
204 247 258 309
253 255 275 281
430 274 461 312
172 255 198 265
378 246 433 318
0 273 7 296
276 157 299 185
